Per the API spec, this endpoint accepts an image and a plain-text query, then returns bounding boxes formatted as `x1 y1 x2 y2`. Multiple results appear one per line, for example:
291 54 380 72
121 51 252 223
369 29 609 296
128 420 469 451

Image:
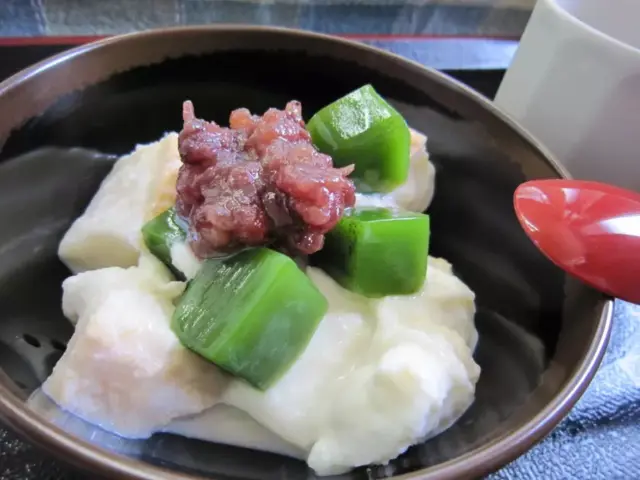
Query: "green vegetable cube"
315 207 430 297
172 248 328 390
141 207 187 277
307 84 410 193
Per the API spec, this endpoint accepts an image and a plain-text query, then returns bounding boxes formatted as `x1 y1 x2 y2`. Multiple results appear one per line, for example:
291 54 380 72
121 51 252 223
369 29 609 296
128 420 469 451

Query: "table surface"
3 0 535 37
0 36 639 480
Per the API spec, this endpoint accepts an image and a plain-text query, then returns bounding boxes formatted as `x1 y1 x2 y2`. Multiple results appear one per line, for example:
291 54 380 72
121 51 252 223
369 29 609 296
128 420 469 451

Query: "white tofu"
43 255 226 438
28 390 305 461
44 129 481 475
223 258 479 475
37 255 478 473
164 404 306 459
58 133 182 273
376 257 478 351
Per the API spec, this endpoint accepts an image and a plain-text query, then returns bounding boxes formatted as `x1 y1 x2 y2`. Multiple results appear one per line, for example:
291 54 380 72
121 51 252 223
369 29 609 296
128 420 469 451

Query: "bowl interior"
0 31 606 479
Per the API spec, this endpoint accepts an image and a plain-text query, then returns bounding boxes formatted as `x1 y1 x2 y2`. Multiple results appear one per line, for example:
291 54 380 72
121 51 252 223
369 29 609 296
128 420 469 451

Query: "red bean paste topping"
176 100 356 257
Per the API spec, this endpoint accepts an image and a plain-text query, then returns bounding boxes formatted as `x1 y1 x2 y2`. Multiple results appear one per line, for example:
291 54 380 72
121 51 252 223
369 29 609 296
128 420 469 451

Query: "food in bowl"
32 85 479 475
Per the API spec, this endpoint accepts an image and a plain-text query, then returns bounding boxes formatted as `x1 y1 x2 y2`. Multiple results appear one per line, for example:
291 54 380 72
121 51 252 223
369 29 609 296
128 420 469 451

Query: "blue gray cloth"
1 0 534 37
493 299 640 480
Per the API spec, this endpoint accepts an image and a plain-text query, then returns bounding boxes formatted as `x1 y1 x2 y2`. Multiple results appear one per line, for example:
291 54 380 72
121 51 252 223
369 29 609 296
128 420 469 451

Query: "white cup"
494 0 640 191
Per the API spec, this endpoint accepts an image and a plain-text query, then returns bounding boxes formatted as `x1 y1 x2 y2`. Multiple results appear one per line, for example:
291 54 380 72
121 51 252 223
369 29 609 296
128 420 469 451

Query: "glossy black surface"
0 40 605 479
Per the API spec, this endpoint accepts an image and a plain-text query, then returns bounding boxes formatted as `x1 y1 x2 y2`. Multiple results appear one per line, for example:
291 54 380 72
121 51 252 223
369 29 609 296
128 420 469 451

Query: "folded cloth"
490 299 640 480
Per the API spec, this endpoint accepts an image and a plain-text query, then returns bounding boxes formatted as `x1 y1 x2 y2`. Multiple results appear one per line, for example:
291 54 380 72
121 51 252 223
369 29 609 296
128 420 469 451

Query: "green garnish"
172 248 328 390
313 207 430 297
141 207 187 278
307 84 411 193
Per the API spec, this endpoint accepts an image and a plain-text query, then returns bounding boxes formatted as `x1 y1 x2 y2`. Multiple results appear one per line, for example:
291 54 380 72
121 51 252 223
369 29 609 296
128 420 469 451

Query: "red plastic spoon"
514 179 640 304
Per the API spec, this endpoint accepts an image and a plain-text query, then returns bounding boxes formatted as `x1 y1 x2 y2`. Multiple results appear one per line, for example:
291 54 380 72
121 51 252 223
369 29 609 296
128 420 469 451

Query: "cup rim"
545 0 640 55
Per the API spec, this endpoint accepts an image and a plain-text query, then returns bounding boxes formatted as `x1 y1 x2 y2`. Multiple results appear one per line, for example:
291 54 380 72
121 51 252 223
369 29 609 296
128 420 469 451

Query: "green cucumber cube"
141 207 187 277
307 84 410 193
315 207 430 297
172 248 328 390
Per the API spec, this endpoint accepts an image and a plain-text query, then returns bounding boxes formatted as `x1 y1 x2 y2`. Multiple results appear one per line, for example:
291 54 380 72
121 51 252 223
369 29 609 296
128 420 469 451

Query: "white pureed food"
37 129 480 475
43 252 227 438
222 260 478 474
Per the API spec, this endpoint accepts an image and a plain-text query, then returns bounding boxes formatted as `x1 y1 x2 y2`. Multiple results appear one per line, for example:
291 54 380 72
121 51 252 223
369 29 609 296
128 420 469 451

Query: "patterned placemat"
2 0 534 37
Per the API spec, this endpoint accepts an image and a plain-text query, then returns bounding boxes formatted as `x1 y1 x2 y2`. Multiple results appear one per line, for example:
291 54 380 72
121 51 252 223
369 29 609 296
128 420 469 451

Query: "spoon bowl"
514 179 640 304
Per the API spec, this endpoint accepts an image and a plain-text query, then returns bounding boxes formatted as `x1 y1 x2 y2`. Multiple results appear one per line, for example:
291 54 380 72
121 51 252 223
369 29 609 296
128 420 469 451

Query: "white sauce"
164 404 306 459
33 127 480 475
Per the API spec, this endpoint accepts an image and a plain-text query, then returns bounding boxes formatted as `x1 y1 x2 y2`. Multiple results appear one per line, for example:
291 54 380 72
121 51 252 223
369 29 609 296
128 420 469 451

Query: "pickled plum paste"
176 101 356 257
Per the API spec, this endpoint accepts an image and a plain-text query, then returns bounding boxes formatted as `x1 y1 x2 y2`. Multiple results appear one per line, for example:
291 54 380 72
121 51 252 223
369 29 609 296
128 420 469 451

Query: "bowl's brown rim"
0 25 614 480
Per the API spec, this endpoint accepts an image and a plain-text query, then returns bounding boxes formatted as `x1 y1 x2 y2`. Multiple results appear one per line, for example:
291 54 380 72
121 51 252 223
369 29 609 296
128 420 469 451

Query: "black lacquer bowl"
0 26 611 480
